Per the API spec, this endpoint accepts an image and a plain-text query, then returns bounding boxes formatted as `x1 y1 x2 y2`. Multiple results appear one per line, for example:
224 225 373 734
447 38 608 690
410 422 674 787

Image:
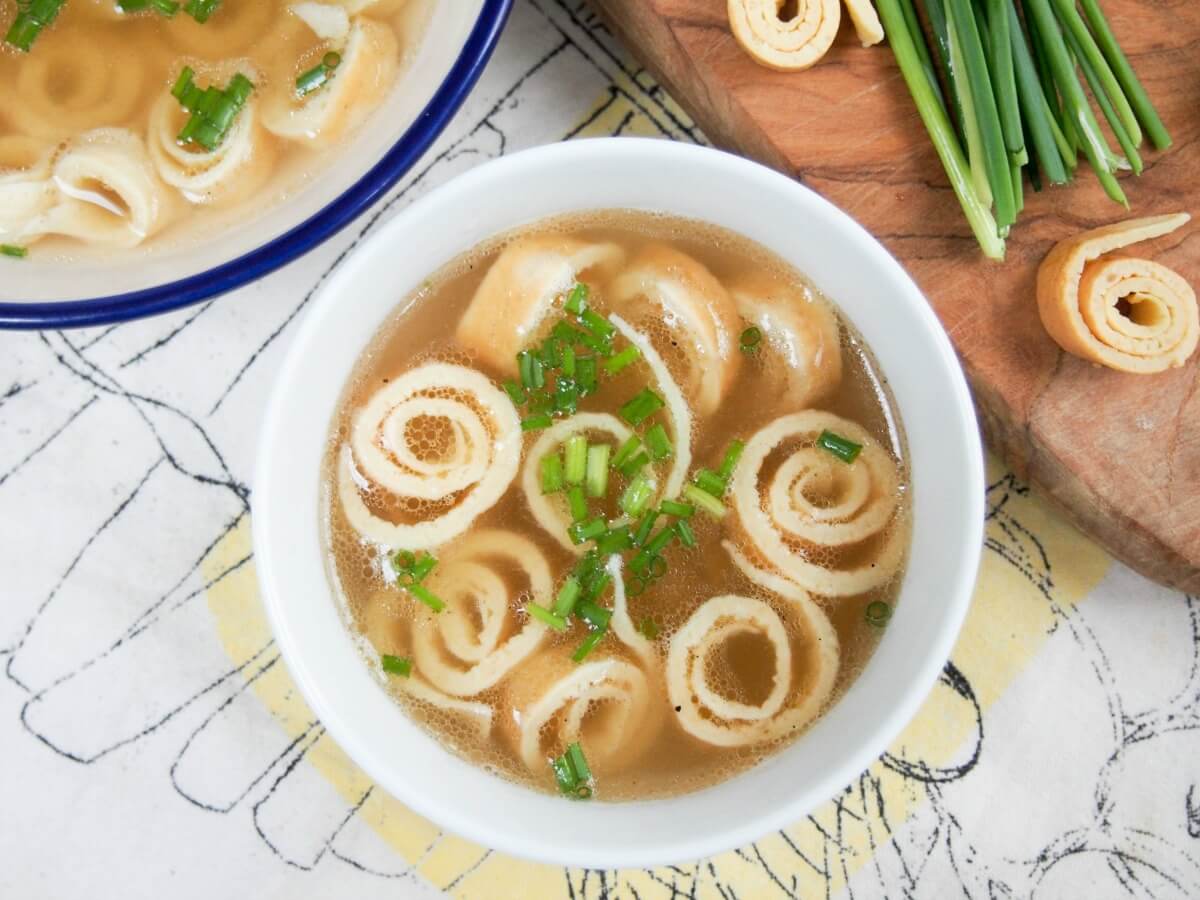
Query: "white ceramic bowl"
253 138 985 869
0 0 510 328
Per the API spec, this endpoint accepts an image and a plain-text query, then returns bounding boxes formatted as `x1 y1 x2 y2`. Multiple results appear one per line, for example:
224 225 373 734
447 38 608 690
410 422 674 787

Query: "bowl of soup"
253 138 985 868
0 0 512 328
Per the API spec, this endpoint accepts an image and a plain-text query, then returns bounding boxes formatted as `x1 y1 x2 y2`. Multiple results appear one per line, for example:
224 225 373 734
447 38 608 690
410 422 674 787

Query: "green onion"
986 0 1023 161
739 326 763 353
618 451 650 480
877 0 1005 260
502 380 526 406
527 603 569 632
576 357 598 395
1051 0 1140 147
564 435 587 485
1 245 28 259
566 742 592 782
564 282 589 315
620 472 657 518
5 0 66 52
865 600 893 627
567 517 606 545
553 576 582 617
649 555 668 579
381 654 412 677
595 525 633 555
683 484 726 518
693 468 727 498
627 575 647 597
604 345 641 375
566 485 588 522
540 337 562 370
660 499 694 519
551 742 594 797
572 629 606 663
1077 0 1170 150
1007 1 1069 184
518 350 535 388
817 429 863 463
540 453 565 494
551 755 577 794
619 388 665 427
407 584 445 613
408 554 437 584
521 413 553 432
577 600 612 631
120 0 181 16
392 549 416 575
579 309 616 341
183 0 222 23
528 391 553 416
633 510 659 547
638 617 660 640
611 435 642 471
583 571 611 603
717 439 745 481
644 423 673 461
643 524 678 557
585 444 610 498
1060 22 1142 175
173 69 255 152
675 519 697 548
561 345 577 378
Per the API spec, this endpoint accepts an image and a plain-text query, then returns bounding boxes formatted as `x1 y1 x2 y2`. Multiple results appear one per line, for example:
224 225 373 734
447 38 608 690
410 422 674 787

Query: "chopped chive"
551 755 577 794
564 435 587 484
518 350 535 388
408 584 445 613
644 424 673 461
816 430 863 463
865 600 893 627
553 576 583 617
567 517 606 546
683 484 726 518
4 0 66 52
554 377 578 415
575 331 612 357
577 599 612 631
540 337 562 369
521 413 553 432
611 435 642 471
183 0 222 23
618 451 650 480
576 357 598 395
739 326 763 353
594 526 633 555
564 282 589 315
530 355 545 389
619 388 665 427
585 444 610 498
171 67 195 100
644 524 678 556
566 742 592 783
693 468 727 498
572 629 606 663
717 440 745 481
675 519 697 548
528 391 553 415
295 63 332 98
527 603 569 632
579 309 616 340
619 472 657 518
540 453 565 494
381 654 412 677
552 321 583 344
323 51 342 69
638 617 660 640
633 510 659 547
583 571 611 603
502 380 527 406
561 345 577 378
392 549 416 575
649 555 668 579
566 485 588 522
1 245 28 259
627 575 647 597
409 554 437 584
660 499 694 519
604 345 641 375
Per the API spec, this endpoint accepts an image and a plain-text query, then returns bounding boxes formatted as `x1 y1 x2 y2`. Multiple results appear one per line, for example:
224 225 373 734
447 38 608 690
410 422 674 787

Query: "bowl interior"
253 139 984 869
3 0 490 304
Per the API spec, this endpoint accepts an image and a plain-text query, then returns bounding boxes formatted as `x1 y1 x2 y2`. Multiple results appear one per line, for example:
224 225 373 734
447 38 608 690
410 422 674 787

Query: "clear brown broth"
322 211 910 800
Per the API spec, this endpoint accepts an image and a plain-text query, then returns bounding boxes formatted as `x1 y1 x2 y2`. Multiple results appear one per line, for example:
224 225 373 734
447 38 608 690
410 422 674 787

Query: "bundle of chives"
878 0 1171 257
172 68 256 152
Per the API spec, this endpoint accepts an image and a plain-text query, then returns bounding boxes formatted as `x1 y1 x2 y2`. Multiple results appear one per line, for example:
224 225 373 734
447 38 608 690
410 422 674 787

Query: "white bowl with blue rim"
0 0 512 330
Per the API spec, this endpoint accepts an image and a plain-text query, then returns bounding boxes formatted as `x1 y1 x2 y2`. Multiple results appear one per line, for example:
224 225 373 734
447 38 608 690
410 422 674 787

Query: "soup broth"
0 0 430 258
323 211 911 801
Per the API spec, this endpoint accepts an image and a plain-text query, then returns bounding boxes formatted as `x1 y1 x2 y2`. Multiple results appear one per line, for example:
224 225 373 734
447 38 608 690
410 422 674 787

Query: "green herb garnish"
816 429 863 464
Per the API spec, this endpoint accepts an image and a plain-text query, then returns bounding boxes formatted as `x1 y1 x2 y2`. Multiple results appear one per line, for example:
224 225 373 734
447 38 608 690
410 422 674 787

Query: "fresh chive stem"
1050 0 1140 147
1007 1 1069 184
1061 28 1141 175
986 0 1023 157
817 430 864 463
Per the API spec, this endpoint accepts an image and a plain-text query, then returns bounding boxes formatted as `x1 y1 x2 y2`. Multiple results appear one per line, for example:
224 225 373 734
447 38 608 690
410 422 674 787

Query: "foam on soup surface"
0 0 430 257
322 211 912 801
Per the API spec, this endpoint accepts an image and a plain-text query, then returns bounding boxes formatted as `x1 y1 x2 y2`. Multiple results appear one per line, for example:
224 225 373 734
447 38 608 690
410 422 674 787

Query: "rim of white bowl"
253 137 985 870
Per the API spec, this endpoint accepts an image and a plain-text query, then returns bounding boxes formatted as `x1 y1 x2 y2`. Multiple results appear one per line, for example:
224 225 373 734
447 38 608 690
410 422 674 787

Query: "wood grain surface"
588 0 1200 591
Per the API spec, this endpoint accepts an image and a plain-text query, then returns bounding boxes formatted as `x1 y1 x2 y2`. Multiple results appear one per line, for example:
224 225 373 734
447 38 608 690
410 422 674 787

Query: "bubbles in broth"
322 211 911 801
0 0 430 258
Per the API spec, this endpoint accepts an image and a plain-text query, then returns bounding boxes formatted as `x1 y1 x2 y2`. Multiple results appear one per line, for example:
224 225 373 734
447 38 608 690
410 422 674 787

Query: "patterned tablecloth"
2 3 1198 897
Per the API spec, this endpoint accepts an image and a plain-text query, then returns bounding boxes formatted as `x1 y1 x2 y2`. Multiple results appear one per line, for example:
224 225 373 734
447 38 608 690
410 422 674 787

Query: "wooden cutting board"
588 0 1200 592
